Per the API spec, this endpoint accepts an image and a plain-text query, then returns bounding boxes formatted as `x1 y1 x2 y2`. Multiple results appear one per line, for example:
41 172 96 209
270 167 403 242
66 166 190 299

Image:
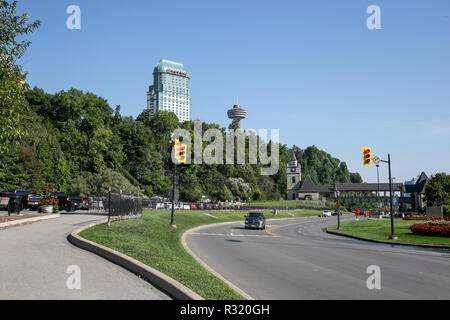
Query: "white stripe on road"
191 232 276 238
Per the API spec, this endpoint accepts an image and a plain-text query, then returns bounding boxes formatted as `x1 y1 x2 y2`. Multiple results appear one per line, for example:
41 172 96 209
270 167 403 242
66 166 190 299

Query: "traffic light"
363 147 372 166
173 139 187 164
178 144 187 164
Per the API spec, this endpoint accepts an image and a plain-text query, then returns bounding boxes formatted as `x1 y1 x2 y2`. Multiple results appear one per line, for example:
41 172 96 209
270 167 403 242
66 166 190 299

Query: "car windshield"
248 212 263 217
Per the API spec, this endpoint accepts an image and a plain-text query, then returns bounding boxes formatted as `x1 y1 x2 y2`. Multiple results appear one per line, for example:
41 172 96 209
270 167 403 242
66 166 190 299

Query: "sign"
166 69 188 78
335 203 341 209
373 156 381 165
170 189 178 202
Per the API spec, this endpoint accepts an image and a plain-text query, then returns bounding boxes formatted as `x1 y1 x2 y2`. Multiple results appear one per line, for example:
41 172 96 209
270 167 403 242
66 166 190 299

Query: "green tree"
425 173 450 207
0 1 40 152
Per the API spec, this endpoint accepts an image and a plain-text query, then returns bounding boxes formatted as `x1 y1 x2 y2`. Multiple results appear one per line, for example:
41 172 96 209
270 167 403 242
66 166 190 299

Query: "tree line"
0 0 362 201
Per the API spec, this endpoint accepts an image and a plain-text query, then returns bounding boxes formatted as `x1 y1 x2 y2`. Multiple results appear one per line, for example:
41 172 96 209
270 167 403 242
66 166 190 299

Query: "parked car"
322 210 332 217
56 192 84 212
80 198 89 210
26 194 42 210
244 212 266 230
0 192 14 210
332 210 342 216
3 190 30 211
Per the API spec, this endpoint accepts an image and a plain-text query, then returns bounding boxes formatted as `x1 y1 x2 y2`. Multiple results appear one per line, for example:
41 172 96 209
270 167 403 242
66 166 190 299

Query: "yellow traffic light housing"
178 144 187 164
363 147 372 166
173 139 187 164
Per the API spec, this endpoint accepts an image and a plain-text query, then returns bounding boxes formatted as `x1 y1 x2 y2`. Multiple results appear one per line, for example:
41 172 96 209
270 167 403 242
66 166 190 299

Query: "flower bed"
403 216 427 221
410 221 450 237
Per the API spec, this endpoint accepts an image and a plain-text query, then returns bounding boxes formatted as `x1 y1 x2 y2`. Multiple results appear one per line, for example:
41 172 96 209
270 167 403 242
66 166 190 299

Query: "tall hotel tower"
147 59 191 122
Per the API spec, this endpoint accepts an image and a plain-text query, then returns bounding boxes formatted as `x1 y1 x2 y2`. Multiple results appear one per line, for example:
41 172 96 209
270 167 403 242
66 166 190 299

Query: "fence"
147 202 333 212
107 190 143 217
87 191 143 218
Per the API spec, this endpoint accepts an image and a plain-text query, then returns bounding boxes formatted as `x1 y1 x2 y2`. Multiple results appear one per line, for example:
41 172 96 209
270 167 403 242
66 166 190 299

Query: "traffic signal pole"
379 154 397 240
365 148 397 240
171 162 176 227
387 154 397 239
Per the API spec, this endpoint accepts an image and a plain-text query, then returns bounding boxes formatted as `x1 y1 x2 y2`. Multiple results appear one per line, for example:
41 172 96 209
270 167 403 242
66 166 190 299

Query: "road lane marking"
191 232 275 238
266 219 328 238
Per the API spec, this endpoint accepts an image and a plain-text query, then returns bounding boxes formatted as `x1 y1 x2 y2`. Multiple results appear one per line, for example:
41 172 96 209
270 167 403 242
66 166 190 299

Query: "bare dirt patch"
0 213 46 223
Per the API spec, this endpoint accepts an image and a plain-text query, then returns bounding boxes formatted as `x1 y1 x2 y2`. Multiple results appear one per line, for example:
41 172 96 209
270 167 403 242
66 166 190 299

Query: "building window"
292 177 296 184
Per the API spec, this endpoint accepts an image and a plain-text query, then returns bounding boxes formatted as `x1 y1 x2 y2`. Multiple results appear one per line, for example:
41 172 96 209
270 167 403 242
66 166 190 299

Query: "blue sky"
17 0 450 184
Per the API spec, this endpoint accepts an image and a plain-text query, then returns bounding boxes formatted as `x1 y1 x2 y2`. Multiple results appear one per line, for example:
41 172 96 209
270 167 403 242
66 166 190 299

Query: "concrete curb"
325 228 450 250
182 221 255 300
0 214 60 229
181 216 320 301
67 218 204 300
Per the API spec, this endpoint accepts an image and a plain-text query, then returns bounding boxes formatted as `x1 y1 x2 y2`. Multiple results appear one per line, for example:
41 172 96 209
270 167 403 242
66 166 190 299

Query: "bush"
410 223 450 237
444 205 450 218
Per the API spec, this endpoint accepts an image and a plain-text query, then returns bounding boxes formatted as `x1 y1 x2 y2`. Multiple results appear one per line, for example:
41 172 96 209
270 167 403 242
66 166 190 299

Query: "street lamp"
376 154 397 240
334 184 341 230
376 164 380 212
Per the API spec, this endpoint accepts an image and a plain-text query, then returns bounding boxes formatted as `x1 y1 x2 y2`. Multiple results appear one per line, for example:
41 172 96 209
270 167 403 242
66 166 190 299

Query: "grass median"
78 209 320 300
328 219 450 246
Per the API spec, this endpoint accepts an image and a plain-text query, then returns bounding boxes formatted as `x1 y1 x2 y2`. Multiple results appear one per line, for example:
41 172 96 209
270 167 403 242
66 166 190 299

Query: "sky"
16 0 450 184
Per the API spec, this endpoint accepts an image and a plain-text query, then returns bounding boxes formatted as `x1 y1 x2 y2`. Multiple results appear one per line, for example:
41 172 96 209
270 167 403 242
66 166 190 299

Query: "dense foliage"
0 86 363 200
0 0 40 153
0 0 363 200
424 173 450 215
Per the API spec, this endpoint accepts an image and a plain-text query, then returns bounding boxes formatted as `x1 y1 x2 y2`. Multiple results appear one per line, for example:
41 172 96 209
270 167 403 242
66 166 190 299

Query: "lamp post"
337 189 341 230
376 164 380 214
377 154 397 240
334 184 341 230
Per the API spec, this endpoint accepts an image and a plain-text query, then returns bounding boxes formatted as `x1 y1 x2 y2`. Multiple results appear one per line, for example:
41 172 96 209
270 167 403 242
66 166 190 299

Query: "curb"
325 228 450 250
67 218 204 300
182 221 255 300
0 214 60 229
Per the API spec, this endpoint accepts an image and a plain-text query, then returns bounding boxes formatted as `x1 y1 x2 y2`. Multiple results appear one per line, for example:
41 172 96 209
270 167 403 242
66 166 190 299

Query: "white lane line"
191 232 275 238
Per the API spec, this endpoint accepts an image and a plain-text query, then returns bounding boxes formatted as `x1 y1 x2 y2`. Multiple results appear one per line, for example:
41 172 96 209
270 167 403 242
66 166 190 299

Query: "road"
0 214 170 300
186 216 450 300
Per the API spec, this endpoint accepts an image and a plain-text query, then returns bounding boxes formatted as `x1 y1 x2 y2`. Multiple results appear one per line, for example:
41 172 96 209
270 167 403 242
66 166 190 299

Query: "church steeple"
287 151 302 200
290 152 298 166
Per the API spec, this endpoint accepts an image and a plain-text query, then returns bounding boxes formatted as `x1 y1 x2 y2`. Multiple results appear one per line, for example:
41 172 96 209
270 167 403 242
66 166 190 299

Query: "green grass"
79 209 320 300
328 219 450 246
247 200 326 208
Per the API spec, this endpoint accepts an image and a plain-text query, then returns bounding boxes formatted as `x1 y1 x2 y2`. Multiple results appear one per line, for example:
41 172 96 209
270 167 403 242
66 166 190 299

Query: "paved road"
186 216 450 300
0 214 170 300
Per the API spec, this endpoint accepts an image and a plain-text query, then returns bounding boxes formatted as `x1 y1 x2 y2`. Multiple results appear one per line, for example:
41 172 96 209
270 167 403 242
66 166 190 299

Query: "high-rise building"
147 59 191 122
